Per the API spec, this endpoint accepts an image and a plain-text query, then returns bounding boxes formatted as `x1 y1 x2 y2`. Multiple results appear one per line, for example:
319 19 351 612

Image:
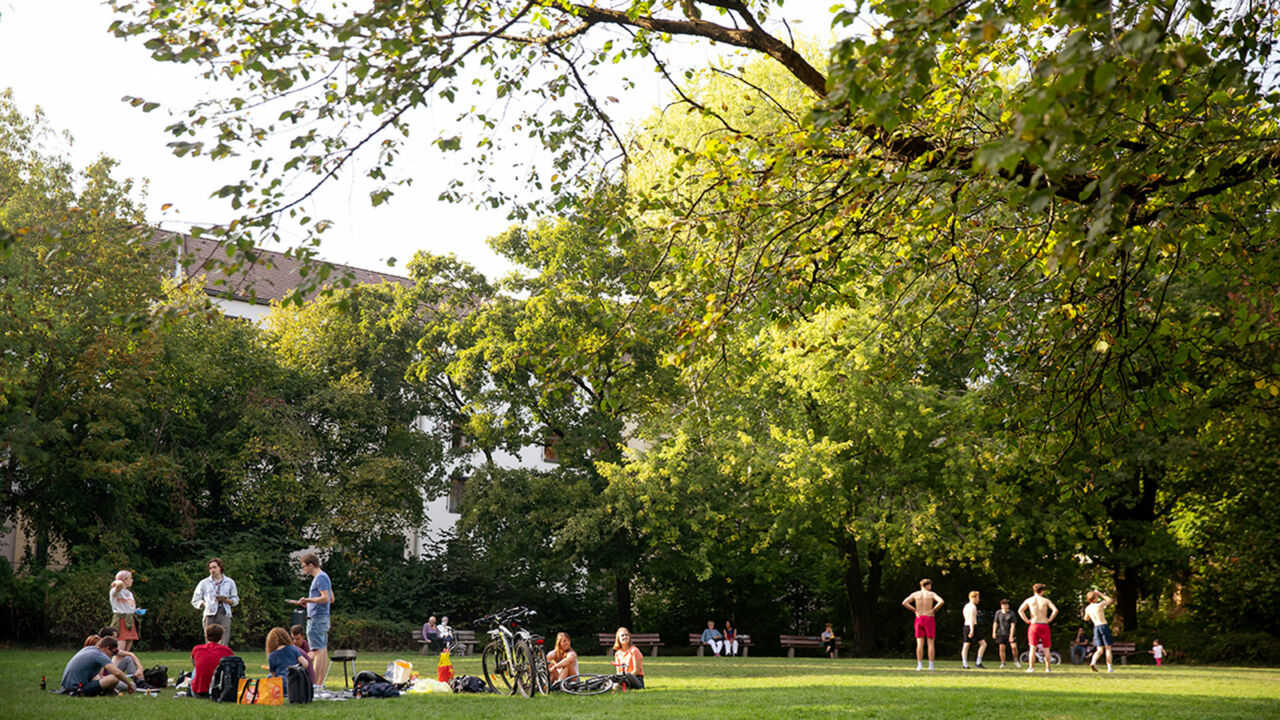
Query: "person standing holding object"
903 578 945 671
1085 590 1116 672
1017 583 1058 673
992 599 1020 668
191 558 239 646
109 570 140 652
287 553 332 692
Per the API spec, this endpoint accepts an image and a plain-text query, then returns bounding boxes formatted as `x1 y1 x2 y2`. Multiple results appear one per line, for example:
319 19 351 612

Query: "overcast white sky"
0 1 843 280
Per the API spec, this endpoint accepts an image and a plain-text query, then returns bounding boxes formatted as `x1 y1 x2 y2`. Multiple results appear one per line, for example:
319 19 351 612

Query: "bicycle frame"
476 607 549 697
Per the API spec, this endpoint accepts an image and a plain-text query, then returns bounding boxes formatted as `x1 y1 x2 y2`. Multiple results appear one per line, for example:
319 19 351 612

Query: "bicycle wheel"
513 639 535 698
482 640 515 695
531 644 550 696
558 674 613 696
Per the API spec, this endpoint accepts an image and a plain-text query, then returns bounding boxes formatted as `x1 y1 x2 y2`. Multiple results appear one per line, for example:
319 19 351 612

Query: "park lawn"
4 649 1278 719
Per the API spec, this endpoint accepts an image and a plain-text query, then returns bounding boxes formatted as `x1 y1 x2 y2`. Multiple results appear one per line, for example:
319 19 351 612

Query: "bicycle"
557 664 640 695
1019 646 1062 665
475 607 550 697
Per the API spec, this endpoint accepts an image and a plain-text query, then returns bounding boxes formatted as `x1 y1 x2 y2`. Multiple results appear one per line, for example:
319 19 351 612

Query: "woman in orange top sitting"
612 627 645 690
546 632 579 685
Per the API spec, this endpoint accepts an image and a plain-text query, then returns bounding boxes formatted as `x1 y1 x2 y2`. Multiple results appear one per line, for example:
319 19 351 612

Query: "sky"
0 1 845 280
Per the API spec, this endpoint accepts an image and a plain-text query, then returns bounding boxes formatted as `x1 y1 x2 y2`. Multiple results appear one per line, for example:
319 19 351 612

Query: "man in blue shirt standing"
288 552 332 692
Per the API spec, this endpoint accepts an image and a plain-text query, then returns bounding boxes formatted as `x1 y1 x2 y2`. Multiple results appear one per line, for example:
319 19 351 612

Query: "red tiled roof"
153 230 411 305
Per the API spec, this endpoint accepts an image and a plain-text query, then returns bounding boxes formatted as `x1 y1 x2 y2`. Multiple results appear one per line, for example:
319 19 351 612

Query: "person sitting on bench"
701 620 724 656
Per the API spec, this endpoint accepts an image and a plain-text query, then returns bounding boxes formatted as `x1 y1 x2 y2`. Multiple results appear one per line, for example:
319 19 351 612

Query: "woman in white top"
109 570 139 651
545 632 578 685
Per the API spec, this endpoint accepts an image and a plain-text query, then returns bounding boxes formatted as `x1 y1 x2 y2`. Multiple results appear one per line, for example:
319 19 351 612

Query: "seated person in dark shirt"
266 626 310 694
191 623 235 697
61 636 134 696
291 624 316 686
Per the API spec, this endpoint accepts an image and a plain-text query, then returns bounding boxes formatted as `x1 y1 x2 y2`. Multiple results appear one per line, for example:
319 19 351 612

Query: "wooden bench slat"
780 634 844 658
596 632 664 657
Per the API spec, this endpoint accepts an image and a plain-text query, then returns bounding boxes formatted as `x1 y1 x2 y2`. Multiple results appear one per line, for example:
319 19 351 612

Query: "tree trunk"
1112 568 1141 632
615 571 633 629
837 536 882 655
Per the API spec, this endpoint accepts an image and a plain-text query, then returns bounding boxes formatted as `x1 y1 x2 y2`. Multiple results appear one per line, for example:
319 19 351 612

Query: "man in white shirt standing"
191 558 239 645
961 591 988 669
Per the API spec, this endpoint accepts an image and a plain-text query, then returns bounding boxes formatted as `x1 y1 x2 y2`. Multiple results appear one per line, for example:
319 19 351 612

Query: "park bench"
780 634 844 658
597 632 664 656
412 628 477 656
1111 641 1138 664
688 632 754 657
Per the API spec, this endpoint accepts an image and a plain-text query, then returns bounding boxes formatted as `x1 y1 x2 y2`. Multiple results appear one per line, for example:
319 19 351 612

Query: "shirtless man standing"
961 591 987 669
1017 583 1058 673
903 578 945 671
1085 590 1115 673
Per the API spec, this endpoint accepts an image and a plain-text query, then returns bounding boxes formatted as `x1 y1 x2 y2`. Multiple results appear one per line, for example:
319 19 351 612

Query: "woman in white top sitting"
545 632 579 685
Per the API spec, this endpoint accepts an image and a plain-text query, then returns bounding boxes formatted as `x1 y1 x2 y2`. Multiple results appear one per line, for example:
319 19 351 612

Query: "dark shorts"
962 625 981 643
993 629 1015 646
65 680 107 696
1092 624 1113 647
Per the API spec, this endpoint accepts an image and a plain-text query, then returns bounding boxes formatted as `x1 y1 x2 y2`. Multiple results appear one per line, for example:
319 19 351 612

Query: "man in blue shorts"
289 552 333 691
1085 590 1115 672
60 636 135 696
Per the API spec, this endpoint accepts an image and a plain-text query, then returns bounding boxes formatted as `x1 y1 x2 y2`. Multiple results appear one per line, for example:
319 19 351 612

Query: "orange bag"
237 677 285 705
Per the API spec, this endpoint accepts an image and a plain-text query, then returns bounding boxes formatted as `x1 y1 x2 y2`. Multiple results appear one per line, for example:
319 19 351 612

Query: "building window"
448 476 466 514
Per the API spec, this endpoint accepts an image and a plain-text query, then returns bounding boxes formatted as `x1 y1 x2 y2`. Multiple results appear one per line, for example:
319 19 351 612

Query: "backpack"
286 664 313 704
449 675 487 693
142 665 168 690
353 670 398 698
210 655 246 703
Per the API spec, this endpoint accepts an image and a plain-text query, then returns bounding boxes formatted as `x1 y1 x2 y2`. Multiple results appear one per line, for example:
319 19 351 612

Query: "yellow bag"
237 677 285 706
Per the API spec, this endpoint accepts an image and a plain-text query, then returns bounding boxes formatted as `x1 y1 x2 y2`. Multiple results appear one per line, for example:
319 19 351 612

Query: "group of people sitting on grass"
60 621 319 698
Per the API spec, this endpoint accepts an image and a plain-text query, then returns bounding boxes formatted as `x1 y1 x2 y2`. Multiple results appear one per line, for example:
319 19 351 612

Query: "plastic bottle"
40 676 46 691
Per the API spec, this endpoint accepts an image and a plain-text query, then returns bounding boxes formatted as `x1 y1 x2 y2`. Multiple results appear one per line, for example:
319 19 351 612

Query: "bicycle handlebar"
473 606 537 626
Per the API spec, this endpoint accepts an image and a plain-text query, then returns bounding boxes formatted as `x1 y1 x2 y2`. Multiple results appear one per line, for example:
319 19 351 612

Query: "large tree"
0 91 166 565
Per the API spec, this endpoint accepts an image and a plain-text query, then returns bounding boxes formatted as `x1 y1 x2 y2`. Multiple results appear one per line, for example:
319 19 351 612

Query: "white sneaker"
916 663 923 671
1015 661 1022 668
927 662 935 670
1025 667 1034 673
999 663 1006 668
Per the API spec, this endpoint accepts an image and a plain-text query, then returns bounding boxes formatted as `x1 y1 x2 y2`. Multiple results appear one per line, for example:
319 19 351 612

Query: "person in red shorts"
1017 583 1059 673
902 578 945 671
190 624 235 697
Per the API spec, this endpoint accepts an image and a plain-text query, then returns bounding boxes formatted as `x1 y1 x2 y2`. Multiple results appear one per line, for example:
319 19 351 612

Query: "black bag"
449 675 487 693
142 665 168 690
210 655 246 703
286 664 312 704
360 681 399 698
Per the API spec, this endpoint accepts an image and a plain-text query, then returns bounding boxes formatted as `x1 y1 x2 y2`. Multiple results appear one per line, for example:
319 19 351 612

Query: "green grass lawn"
4 649 1278 719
